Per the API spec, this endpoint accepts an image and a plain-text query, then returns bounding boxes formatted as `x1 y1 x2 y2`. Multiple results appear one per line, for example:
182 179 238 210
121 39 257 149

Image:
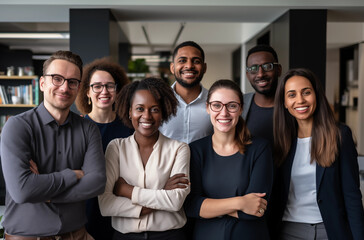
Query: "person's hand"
163 173 189 190
113 177 133 199
29 160 39 174
73 170 84 180
237 193 267 217
140 206 155 216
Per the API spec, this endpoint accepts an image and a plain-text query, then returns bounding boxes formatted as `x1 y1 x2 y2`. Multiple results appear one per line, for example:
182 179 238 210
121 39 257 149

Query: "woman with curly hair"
76 58 133 240
76 58 133 151
99 77 190 240
270 68 364 239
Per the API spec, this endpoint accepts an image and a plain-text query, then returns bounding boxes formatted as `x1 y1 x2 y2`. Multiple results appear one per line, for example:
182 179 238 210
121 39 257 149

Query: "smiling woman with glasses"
75 57 133 240
90 82 117 93
184 79 273 240
208 101 241 113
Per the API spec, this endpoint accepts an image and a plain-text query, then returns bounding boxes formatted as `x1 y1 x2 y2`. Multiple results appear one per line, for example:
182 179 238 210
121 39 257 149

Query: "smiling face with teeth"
87 70 116 112
284 75 317 125
246 51 281 97
207 88 242 134
170 46 207 89
129 89 162 141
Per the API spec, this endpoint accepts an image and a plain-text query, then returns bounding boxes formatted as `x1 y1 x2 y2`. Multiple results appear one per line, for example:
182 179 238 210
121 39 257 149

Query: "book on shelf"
33 78 39 105
0 82 38 105
0 115 13 132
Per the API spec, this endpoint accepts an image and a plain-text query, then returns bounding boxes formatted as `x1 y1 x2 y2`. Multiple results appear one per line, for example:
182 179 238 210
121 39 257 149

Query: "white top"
159 82 213 144
283 137 323 223
98 132 190 233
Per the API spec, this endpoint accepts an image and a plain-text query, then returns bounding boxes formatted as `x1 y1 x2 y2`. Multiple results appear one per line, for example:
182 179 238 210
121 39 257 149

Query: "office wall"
202 50 232 89
326 48 340 106
326 22 364 106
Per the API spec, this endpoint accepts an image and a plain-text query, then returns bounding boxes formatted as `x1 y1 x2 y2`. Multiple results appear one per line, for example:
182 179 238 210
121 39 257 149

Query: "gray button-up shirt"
0 102 106 236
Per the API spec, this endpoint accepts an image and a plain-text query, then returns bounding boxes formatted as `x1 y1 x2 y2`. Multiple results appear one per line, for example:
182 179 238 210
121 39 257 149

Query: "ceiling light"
0 33 70 39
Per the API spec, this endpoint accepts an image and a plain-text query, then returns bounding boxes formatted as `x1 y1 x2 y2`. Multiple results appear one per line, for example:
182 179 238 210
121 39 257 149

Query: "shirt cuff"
131 186 140 204
60 168 78 188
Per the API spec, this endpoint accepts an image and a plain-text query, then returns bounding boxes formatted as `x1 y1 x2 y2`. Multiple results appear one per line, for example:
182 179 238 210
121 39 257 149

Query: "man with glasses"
243 45 282 147
1 50 106 240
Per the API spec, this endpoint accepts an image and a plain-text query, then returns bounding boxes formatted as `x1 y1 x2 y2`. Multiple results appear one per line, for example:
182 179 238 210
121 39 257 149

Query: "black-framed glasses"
208 101 241 113
90 83 117 93
44 74 81 89
246 62 279 74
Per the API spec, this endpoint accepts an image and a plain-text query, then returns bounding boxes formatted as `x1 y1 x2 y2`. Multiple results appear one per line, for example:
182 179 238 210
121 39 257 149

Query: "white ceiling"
0 1 364 54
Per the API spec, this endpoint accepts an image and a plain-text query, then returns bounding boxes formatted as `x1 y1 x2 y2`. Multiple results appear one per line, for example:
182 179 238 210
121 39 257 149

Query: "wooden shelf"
0 75 37 80
0 104 36 108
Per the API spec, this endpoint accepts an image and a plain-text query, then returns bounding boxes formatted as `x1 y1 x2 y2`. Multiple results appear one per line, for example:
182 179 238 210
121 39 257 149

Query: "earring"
88 97 91 105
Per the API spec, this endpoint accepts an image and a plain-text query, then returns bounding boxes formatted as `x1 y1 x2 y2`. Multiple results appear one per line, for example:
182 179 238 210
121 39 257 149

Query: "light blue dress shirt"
159 82 213 144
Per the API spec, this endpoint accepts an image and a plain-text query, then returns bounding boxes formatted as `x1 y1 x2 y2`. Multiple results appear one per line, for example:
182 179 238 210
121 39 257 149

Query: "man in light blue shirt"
159 41 213 143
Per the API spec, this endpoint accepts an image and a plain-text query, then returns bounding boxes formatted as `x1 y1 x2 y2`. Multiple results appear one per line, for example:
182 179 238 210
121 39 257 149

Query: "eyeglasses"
90 83 117 93
44 74 81 89
246 62 279 74
208 101 241 113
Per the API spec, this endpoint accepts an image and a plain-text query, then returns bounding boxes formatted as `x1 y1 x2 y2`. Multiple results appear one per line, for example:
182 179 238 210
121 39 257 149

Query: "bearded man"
243 45 282 147
159 41 213 144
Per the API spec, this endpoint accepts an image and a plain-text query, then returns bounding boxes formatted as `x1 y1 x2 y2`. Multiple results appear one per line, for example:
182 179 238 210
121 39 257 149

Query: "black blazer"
269 124 364 240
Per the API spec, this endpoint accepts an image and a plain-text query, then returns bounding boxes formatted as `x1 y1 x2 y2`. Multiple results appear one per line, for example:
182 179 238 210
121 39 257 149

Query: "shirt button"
58 151 61 154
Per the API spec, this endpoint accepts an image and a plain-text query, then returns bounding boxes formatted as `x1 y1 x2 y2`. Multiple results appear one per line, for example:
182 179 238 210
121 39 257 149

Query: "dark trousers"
280 221 328 240
5 227 94 240
112 228 186 240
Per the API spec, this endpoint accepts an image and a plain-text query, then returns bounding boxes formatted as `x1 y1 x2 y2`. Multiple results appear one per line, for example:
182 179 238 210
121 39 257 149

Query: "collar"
131 131 166 150
37 102 72 126
171 82 206 104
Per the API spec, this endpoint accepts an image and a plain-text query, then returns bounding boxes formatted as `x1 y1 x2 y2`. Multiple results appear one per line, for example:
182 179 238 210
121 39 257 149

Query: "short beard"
252 84 276 97
175 74 203 89
252 77 278 97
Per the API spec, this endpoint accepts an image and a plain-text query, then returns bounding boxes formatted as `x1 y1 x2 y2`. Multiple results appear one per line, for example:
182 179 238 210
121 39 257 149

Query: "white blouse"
99 132 190 233
283 137 323 224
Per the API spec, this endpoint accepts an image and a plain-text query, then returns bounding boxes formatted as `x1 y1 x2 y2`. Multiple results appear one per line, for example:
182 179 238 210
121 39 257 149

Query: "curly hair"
117 77 178 129
207 79 251 154
76 57 129 114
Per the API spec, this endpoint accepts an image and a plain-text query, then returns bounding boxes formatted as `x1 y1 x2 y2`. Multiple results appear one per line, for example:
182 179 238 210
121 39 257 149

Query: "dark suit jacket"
269 124 364 240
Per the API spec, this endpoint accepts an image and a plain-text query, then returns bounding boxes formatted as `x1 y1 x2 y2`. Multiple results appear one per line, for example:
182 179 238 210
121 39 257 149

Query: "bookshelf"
0 75 41 132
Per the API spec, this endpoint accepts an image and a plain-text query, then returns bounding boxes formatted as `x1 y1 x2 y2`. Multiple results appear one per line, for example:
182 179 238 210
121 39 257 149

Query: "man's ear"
170 62 175 74
277 64 282 77
203 63 207 74
39 76 45 92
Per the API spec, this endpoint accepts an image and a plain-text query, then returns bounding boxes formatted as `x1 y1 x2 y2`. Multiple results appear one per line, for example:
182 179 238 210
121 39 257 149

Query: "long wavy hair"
273 68 340 167
207 79 251 154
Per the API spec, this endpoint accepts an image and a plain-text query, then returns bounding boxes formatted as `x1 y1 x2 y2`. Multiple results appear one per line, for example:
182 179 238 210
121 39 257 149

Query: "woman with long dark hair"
185 79 273 240
270 68 364 239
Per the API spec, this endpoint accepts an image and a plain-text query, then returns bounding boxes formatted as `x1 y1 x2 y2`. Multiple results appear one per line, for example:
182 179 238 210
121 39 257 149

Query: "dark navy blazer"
269 124 364 240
